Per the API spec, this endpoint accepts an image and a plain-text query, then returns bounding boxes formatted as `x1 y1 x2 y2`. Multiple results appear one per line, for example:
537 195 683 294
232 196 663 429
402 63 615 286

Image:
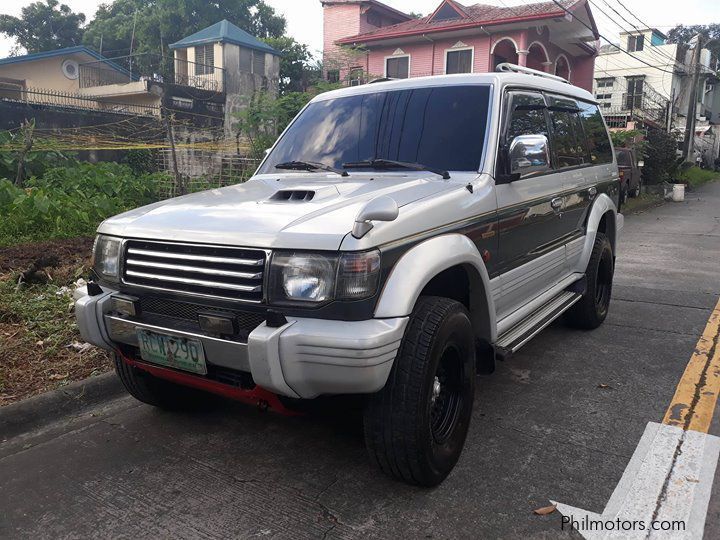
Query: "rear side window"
578 101 613 164
548 106 589 169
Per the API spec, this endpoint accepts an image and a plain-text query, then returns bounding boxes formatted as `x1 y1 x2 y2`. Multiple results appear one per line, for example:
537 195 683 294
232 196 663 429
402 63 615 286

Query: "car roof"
312 72 596 104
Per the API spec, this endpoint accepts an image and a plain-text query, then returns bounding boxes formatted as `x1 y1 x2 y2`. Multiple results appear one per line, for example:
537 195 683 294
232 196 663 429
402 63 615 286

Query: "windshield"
259 85 492 174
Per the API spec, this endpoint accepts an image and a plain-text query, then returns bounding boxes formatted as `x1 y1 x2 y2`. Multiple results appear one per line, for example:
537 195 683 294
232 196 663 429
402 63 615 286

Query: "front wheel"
566 232 614 329
363 296 476 487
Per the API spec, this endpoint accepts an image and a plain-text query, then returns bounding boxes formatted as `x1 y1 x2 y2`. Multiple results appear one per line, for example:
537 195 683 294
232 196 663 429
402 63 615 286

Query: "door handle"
551 197 563 210
588 186 598 199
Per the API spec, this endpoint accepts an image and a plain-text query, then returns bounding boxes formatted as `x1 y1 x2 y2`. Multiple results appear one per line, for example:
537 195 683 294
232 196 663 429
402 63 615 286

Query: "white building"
592 28 719 147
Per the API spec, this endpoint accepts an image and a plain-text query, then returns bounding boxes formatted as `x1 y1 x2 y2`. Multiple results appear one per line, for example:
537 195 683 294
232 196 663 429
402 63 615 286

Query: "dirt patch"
0 236 111 406
0 237 94 275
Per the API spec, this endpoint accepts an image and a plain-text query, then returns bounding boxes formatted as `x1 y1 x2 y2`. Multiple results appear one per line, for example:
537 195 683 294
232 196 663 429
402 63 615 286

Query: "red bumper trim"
117 350 300 416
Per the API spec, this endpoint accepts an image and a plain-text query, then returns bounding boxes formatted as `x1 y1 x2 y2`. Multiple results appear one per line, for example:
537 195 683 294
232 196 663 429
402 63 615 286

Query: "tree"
82 0 286 59
0 0 86 55
666 24 720 65
263 36 321 94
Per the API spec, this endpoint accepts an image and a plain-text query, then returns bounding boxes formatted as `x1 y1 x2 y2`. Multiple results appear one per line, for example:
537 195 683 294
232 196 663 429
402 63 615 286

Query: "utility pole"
164 112 185 196
682 34 703 163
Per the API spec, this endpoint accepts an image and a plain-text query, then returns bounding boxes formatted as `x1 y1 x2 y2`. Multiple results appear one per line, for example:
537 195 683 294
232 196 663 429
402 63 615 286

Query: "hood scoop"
270 189 315 202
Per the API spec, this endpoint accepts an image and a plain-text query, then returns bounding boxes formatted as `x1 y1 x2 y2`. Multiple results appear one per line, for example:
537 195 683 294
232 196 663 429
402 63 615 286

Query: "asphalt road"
2 182 720 539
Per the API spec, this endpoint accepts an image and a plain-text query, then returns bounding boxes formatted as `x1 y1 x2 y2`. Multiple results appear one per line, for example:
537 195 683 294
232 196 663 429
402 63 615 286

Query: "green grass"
680 166 720 188
622 192 663 214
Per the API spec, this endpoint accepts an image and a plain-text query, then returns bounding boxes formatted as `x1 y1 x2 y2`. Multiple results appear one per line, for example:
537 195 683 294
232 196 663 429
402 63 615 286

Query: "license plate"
136 330 207 375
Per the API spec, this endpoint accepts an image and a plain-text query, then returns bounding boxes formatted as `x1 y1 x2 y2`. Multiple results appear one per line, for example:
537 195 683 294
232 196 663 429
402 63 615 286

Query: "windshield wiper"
342 158 450 180
275 160 349 177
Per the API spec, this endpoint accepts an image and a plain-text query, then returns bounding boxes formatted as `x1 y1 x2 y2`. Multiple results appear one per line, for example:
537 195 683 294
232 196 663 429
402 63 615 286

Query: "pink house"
321 0 599 91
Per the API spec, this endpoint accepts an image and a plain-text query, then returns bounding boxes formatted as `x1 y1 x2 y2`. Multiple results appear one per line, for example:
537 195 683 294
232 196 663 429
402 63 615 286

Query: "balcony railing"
79 53 225 93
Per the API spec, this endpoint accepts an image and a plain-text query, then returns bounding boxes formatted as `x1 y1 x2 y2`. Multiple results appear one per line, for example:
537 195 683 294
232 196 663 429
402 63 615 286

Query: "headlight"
92 235 122 281
269 250 381 305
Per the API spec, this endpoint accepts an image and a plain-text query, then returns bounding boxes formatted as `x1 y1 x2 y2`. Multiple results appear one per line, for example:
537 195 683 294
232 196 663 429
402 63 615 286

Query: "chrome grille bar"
122 240 268 302
127 247 264 266
126 270 261 292
125 259 262 280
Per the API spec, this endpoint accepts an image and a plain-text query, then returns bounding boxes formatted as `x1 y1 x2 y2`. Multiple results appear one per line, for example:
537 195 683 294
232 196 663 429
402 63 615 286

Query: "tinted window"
548 108 589 168
260 85 491 173
507 92 548 140
578 101 613 164
616 150 632 166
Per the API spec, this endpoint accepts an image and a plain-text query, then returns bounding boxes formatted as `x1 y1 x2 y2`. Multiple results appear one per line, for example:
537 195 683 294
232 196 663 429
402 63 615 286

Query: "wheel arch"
375 234 497 343
578 193 617 271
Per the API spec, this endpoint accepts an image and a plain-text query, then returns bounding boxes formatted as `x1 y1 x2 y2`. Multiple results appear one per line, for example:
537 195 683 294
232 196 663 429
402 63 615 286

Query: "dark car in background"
616 147 643 202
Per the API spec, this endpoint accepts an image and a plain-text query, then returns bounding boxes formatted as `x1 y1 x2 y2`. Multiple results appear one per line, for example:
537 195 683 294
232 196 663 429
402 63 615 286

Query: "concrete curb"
0 371 125 440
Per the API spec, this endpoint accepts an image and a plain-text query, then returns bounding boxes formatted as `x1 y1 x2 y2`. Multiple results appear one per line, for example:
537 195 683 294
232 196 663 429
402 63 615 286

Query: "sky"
0 0 718 59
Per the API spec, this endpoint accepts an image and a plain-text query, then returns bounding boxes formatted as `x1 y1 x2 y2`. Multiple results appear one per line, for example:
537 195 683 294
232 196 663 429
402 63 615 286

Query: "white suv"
76 65 622 486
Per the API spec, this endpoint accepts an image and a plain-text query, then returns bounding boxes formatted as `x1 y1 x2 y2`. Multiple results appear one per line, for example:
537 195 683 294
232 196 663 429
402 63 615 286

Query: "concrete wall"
0 53 91 91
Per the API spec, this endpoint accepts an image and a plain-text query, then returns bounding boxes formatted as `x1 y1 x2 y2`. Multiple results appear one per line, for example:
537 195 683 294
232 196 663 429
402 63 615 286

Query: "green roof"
169 20 279 55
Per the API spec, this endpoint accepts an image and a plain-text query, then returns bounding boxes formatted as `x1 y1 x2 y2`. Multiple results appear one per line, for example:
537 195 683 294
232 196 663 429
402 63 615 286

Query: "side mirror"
352 195 399 239
638 160 644 168
506 134 551 179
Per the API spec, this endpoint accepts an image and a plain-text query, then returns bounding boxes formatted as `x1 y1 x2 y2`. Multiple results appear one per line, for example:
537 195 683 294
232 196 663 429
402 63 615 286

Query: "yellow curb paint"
663 297 720 433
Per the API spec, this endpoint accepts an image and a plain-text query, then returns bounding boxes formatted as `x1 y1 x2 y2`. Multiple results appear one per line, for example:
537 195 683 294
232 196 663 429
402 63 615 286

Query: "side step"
495 291 582 360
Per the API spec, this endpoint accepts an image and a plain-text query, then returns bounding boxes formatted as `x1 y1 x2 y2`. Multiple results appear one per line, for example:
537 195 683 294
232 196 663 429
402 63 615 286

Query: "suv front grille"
122 240 267 302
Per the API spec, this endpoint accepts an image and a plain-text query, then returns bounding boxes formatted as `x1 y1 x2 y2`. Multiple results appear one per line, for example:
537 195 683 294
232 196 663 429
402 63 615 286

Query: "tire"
114 353 213 411
566 232 614 329
620 184 628 205
630 180 641 198
363 296 476 487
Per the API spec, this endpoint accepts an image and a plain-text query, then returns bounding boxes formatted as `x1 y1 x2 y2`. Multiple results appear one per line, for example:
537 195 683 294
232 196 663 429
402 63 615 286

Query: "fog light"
198 313 236 335
112 295 139 317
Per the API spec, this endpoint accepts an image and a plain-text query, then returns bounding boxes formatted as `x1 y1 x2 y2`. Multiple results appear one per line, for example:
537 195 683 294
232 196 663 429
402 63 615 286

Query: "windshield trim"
255 83 494 178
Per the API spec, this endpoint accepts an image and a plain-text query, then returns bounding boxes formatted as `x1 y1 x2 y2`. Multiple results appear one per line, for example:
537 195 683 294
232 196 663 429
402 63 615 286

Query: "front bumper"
74 285 408 399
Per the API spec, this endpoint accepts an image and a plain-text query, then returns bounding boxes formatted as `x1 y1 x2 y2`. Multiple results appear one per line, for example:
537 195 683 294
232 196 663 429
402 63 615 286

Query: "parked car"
615 147 643 202
75 64 622 487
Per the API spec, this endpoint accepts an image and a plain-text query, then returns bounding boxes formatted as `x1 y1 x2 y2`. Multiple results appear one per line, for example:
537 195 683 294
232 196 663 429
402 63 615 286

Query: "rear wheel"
566 232 614 329
114 353 213 410
363 296 476 487
630 180 641 198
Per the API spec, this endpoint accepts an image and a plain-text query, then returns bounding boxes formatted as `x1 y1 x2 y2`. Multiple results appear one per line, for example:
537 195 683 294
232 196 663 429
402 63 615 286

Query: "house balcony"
78 53 225 96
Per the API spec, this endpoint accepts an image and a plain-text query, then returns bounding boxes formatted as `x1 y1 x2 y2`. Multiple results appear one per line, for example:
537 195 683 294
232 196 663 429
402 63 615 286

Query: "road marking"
663 297 720 433
553 297 720 538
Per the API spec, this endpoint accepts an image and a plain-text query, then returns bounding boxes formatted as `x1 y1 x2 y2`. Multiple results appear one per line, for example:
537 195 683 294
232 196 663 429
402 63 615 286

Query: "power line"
546 0 678 75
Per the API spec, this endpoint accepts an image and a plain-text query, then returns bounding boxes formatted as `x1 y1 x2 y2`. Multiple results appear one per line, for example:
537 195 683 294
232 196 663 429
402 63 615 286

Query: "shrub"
0 162 169 245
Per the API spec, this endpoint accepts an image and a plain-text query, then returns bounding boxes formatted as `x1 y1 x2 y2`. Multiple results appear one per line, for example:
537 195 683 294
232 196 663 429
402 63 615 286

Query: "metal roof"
169 20 279 55
0 46 107 67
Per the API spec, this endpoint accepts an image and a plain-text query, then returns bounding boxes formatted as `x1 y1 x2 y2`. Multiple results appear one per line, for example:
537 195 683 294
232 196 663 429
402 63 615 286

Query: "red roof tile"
336 0 582 45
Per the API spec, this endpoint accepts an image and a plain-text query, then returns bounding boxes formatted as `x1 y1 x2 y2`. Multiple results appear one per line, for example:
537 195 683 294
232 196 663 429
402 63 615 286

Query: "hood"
98 173 459 250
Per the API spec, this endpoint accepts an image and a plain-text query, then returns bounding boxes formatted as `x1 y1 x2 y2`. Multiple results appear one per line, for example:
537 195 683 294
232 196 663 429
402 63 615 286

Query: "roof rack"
495 62 568 83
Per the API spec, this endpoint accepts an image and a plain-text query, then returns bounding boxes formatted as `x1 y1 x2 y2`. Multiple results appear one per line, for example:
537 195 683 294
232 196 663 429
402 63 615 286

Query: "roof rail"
495 62 568 83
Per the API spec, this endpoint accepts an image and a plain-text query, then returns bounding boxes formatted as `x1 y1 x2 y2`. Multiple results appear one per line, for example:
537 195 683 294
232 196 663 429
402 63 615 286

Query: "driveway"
2 183 720 539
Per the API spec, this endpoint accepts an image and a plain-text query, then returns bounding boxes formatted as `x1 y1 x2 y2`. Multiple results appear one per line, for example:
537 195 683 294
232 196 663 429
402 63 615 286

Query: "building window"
595 93 612 100
239 48 252 72
602 103 611 108
627 34 644 52
194 44 214 75
446 48 473 74
596 78 614 88
252 51 266 76
386 56 409 79
625 76 644 109
327 69 339 83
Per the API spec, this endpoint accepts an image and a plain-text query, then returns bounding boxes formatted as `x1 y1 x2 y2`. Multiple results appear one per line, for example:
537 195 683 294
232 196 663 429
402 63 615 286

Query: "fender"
578 193 619 272
375 234 497 342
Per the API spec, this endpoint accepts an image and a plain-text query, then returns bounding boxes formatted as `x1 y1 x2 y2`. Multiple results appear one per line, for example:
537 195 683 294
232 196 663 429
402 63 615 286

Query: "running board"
495 291 582 360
